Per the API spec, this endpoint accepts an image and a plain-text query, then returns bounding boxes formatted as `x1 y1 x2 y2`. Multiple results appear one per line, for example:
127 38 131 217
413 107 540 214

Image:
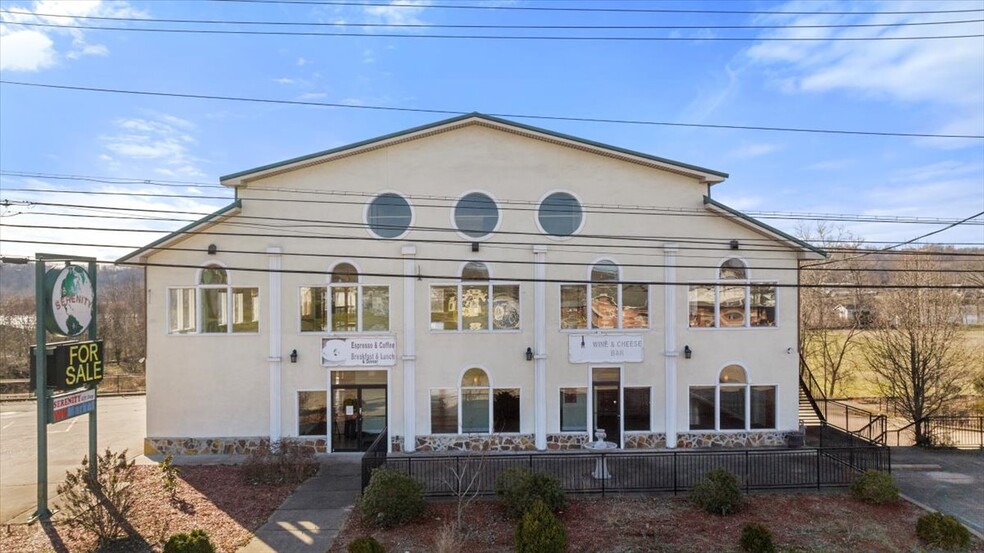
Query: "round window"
366 193 412 238
537 192 583 237
454 192 499 238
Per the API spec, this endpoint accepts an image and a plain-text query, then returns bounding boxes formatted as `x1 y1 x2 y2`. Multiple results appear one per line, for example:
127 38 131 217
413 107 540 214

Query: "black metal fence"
924 416 984 449
362 446 890 496
360 428 388 489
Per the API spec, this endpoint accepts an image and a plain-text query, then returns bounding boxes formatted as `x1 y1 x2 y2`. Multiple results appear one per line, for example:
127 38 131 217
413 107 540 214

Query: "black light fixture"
683 345 692 359
729 239 740 250
471 242 480 252
525 347 534 361
289 349 298 363
207 244 218 255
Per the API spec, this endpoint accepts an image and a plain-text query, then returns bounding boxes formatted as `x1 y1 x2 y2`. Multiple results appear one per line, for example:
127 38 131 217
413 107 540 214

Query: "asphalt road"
892 447 984 535
0 395 145 523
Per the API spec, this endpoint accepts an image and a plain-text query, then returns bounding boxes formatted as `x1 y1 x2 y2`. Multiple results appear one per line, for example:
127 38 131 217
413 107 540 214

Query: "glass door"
331 370 388 452
592 367 621 446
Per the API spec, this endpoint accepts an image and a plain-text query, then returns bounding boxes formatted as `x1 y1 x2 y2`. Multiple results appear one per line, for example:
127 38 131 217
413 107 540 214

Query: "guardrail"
360 428 389 489
889 416 984 449
365 445 890 496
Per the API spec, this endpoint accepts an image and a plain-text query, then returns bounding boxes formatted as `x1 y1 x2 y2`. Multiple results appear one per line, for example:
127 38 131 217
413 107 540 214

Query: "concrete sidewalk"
238 455 362 553
892 447 983 536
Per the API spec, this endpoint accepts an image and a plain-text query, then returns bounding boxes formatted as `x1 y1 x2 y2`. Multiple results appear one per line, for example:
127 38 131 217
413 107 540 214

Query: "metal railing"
373 446 890 496
360 427 389 489
889 416 984 449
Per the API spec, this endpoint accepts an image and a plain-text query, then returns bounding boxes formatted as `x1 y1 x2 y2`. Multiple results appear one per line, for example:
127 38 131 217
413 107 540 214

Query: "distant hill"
0 264 142 298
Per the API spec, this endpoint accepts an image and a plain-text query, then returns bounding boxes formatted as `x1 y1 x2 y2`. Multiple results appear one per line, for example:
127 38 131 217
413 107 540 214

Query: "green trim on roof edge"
115 200 242 263
219 112 729 183
703 196 827 257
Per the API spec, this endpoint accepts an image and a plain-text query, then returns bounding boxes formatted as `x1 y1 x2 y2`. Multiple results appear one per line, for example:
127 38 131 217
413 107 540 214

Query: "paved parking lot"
0 395 145 523
892 447 984 535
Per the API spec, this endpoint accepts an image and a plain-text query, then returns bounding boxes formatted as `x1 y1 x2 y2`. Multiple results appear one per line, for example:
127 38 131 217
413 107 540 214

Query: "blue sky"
1 0 982 260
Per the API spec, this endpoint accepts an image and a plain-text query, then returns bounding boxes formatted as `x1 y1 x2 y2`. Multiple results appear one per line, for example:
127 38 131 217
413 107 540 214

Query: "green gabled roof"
219 112 729 184
115 200 242 264
703 196 827 257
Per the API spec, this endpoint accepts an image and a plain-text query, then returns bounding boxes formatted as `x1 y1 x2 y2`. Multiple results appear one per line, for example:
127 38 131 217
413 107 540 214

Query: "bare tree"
864 254 974 444
797 223 869 397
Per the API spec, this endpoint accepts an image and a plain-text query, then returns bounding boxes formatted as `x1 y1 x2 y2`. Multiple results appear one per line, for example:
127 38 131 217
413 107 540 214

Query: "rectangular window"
361 286 390 331
493 388 521 432
560 285 587 329
751 386 776 429
430 389 458 434
688 285 715 328
559 387 587 431
461 388 490 433
430 286 458 330
201 288 228 333
591 283 618 329
719 285 747 328
621 284 649 329
231 287 259 333
298 391 327 436
460 285 489 331
168 288 196 334
492 285 520 330
331 286 358 332
689 387 716 430
750 285 777 327
300 287 327 332
719 386 746 429
624 387 651 431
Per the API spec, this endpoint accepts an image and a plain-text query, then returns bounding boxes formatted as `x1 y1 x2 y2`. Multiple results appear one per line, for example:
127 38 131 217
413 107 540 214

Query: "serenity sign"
321 337 397 367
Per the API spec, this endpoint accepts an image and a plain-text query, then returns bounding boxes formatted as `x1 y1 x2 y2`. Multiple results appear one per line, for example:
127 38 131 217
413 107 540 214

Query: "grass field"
803 327 984 399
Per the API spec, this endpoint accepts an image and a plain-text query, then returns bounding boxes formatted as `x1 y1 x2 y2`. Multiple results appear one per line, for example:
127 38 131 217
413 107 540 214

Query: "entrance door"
331 370 387 452
592 367 621 446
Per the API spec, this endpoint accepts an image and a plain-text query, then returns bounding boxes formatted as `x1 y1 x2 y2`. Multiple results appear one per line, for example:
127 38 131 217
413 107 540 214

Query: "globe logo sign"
44 266 95 337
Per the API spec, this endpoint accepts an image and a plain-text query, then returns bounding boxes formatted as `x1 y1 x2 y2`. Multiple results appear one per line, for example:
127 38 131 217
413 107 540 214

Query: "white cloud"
0 0 145 72
273 77 296 85
363 1 430 27
806 158 856 171
714 195 764 210
725 142 783 161
296 57 309 66
101 114 207 178
298 92 328 101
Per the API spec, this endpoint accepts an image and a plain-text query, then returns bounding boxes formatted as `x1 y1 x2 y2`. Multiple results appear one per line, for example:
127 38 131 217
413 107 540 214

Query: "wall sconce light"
525 347 534 361
729 240 739 250
580 335 585 348
289 349 298 363
786 347 794 355
207 244 218 255
683 345 692 359
471 242 480 252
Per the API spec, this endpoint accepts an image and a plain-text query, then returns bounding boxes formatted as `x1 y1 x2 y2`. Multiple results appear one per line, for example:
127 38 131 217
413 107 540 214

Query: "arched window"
688 259 776 329
300 261 390 333
560 260 648 330
688 364 776 431
430 262 520 332
430 368 521 434
167 263 259 335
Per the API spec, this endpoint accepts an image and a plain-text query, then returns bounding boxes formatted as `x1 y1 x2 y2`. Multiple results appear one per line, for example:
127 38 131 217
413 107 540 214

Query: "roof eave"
703 196 827 259
115 200 242 264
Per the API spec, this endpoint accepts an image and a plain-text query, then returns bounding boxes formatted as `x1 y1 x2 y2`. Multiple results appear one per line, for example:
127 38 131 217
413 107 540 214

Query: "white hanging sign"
321 337 397 367
569 334 644 363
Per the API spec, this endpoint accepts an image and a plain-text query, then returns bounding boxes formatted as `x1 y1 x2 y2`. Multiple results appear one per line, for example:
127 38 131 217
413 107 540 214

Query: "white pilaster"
402 245 417 452
663 243 678 448
267 247 283 441
533 245 548 450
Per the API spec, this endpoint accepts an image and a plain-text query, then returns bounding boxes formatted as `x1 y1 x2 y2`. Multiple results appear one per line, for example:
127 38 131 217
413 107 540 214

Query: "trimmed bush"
359 467 426 528
347 536 385 553
163 529 216 553
739 523 777 553
849 470 899 505
494 467 566 518
690 468 744 515
916 512 971 551
515 499 568 553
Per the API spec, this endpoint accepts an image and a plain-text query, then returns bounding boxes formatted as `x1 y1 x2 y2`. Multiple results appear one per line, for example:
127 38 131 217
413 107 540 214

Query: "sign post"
32 254 98 522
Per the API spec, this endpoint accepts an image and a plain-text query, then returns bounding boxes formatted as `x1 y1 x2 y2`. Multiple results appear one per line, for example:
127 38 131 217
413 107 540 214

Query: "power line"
6 9 982 31
208 0 984 17
3 81 981 140
7 19 983 41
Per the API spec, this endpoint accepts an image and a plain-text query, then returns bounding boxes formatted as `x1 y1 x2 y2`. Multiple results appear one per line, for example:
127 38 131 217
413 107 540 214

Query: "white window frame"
298 260 391 334
559 259 651 331
690 364 779 432
166 262 259 335
363 190 415 240
429 261 521 333
688 258 779 330
450 189 502 241
427 368 523 435
296 389 328 437
534 189 586 240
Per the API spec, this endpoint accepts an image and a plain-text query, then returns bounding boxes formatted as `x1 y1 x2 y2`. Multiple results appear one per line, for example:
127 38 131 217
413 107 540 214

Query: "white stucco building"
119 114 824 455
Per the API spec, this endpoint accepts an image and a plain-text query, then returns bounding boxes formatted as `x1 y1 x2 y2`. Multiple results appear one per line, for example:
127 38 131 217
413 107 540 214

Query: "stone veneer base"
145 436 328 456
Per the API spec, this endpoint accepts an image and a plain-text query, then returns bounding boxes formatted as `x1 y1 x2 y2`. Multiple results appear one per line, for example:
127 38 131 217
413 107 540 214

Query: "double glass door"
331 371 387 452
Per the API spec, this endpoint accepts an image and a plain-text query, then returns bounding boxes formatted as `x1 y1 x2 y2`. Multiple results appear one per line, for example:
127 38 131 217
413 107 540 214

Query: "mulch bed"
0 465 301 553
332 492 984 552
